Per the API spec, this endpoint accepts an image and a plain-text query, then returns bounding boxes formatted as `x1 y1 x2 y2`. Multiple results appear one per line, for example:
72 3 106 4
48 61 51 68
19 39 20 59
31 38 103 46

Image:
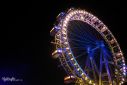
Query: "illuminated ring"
51 8 126 85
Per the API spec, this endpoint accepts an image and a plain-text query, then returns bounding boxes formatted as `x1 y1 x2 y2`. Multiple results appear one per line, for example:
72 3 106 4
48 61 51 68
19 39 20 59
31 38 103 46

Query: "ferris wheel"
50 8 126 85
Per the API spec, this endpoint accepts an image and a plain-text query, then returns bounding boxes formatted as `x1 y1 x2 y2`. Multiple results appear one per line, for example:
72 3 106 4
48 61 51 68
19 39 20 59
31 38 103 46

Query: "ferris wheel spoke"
80 23 97 41
70 41 91 47
83 56 91 76
74 21 97 41
71 46 87 50
101 47 113 62
92 30 102 40
79 28 96 43
70 42 95 48
90 53 99 75
78 60 87 72
70 38 96 45
87 51 99 82
69 27 96 43
75 53 88 69
71 21 89 36
104 59 112 84
107 63 114 77
75 52 87 59
84 55 90 69
80 24 97 41
68 32 96 44
93 60 99 76
70 23 85 36
102 49 113 84
99 49 103 85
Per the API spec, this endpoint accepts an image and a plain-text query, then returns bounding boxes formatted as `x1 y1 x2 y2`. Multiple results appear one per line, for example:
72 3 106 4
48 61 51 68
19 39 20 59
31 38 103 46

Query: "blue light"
96 41 105 48
87 47 90 53
54 26 61 30
57 48 62 53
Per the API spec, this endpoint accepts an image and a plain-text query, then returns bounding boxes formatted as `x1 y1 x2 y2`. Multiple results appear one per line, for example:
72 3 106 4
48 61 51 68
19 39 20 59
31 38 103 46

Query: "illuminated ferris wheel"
50 8 126 85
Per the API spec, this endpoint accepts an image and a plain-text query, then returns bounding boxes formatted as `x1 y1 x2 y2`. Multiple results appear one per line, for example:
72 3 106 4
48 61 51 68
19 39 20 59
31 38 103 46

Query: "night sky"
1 0 127 85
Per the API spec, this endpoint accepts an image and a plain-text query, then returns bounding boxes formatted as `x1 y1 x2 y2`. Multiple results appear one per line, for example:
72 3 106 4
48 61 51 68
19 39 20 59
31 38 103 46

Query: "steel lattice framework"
50 8 126 85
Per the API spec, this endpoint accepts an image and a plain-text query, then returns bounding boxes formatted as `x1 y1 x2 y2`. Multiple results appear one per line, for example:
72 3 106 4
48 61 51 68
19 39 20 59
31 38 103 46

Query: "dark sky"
1 0 127 85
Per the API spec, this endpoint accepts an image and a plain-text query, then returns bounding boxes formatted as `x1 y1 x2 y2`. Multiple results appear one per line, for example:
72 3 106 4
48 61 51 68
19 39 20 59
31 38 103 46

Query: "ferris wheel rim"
54 8 126 85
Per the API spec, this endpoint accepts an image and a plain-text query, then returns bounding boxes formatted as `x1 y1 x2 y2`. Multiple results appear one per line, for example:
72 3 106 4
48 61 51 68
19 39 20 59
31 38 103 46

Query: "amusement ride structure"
50 8 126 85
